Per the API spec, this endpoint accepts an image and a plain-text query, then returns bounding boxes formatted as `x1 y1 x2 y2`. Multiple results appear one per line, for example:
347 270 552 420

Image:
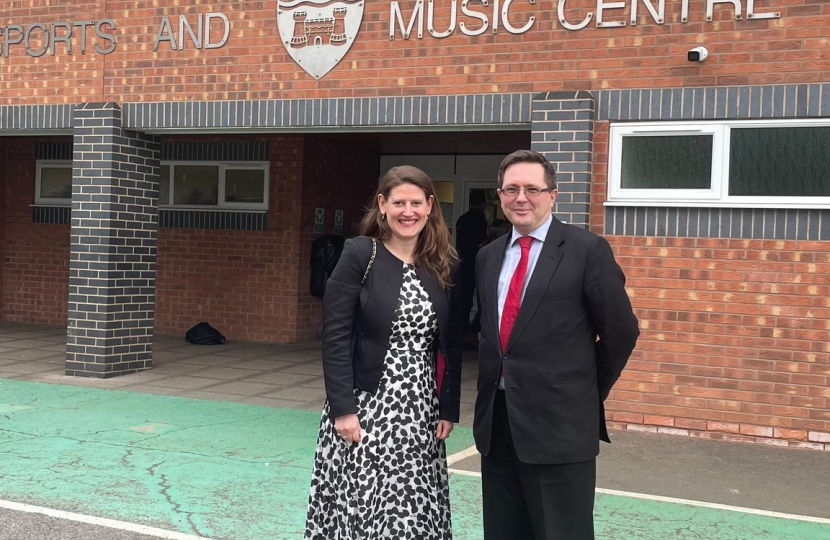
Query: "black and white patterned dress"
305 264 451 539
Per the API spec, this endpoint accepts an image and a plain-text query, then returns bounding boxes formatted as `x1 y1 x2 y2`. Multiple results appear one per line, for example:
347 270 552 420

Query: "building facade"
1 1 829 448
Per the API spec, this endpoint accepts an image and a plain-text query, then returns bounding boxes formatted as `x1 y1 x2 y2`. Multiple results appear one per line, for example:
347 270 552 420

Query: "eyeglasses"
498 187 553 198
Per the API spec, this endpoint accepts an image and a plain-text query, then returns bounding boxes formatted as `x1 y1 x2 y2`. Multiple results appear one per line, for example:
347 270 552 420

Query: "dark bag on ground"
185 322 226 345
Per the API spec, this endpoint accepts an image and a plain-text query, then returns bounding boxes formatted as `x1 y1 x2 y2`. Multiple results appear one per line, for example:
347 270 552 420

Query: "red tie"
500 236 533 351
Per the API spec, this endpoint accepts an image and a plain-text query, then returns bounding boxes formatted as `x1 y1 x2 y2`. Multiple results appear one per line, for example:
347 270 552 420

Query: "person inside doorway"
455 189 490 342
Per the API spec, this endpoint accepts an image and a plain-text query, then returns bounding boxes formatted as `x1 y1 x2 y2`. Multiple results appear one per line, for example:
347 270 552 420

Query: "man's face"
498 162 557 236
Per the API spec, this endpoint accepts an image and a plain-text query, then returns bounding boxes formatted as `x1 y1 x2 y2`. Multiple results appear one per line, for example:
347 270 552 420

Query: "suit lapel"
485 234 509 353
505 218 565 351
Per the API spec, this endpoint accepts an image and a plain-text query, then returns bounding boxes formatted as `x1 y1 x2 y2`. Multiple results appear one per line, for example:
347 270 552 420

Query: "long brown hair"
360 166 458 288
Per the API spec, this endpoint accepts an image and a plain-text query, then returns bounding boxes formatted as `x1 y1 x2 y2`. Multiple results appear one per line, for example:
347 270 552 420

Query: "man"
474 150 639 540
455 190 490 336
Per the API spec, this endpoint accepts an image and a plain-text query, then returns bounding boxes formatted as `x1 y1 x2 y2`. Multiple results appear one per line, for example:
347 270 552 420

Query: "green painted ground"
1 379 828 540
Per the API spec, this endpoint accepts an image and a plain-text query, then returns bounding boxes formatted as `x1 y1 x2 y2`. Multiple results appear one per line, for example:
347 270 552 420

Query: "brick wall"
605 235 830 449
1 0 828 437
531 92 595 228
1 1 826 103
3 132 381 343
154 135 306 342
590 120 830 448
154 134 379 343
66 103 161 376
1 138 70 325
296 135 381 341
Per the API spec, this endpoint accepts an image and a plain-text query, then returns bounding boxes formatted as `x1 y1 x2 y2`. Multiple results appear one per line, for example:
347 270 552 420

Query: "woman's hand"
436 420 454 440
334 413 362 444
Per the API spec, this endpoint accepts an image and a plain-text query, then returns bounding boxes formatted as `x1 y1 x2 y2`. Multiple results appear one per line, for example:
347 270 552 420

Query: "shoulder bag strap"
361 238 377 284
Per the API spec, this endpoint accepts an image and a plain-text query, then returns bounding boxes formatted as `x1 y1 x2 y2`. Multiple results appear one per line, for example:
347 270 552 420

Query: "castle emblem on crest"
277 0 364 79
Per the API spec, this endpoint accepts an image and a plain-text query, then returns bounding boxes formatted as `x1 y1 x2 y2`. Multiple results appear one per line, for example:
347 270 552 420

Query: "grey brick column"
530 92 595 228
67 103 161 377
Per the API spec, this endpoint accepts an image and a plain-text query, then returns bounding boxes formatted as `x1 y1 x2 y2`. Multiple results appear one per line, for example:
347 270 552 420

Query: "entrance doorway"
378 154 514 339
378 154 507 241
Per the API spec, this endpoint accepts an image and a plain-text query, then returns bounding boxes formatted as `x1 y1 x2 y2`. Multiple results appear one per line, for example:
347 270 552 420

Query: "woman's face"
378 183 434 243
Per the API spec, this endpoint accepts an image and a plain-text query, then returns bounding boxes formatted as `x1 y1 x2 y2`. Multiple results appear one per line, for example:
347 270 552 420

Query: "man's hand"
436 420 454 440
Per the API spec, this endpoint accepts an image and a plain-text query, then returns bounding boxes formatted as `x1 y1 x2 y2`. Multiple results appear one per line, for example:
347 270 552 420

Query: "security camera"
688 46 709 62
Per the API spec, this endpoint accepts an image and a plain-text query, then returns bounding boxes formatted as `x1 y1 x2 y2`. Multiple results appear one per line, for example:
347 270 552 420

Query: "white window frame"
35 161 73 206
160 161 269 211
607 119 830 209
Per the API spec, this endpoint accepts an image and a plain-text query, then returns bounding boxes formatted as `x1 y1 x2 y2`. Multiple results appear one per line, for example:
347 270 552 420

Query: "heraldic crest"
277 0 364 79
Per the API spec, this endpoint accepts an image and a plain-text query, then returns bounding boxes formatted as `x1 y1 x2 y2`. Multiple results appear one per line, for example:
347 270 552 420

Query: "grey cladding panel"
605 208 830 240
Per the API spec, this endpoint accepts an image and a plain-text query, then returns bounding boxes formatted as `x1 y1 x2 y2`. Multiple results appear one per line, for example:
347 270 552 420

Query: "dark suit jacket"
474 217 639 464
322 236 464 422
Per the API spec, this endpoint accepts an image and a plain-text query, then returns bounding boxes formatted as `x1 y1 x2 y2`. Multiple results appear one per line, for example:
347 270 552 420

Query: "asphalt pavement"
0 507 184 540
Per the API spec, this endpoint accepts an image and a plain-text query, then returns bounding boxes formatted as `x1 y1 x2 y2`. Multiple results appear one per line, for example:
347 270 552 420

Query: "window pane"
224 168 265 203
159 165 170 205
173 165 218 205
621 135 713 189
40 167 72 199
730 127 830 196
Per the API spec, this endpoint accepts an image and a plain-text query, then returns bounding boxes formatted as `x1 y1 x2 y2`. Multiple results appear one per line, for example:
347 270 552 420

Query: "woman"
305 166 463 539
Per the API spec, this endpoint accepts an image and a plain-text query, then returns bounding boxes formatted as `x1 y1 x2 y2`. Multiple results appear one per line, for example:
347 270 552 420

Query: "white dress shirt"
496 215 552 388
497 215 553 329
